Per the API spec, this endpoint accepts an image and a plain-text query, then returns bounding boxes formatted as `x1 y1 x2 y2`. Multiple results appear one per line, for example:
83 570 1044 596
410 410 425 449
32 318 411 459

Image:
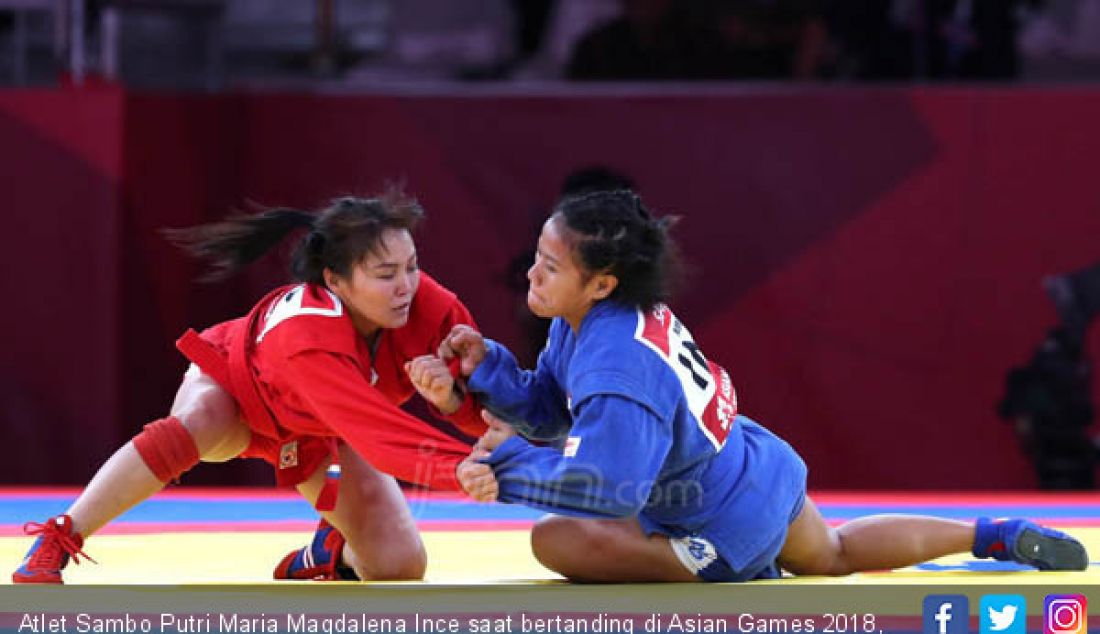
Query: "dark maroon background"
3 86 1098 489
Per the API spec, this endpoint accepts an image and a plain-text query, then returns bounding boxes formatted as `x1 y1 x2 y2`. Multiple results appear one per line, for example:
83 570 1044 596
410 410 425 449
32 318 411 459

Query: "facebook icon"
924 595 970 634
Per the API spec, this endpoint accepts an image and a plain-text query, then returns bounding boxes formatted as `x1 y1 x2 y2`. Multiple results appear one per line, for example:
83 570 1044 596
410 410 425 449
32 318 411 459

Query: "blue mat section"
4 493 1097 574
2 496 1098 525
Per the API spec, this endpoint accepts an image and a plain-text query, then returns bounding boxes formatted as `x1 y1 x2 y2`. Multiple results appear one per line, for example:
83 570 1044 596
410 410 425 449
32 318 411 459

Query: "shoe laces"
22 519 97 569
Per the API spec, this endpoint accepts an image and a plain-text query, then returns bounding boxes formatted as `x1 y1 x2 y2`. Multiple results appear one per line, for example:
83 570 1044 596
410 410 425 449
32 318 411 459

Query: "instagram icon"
1044 595 1087 634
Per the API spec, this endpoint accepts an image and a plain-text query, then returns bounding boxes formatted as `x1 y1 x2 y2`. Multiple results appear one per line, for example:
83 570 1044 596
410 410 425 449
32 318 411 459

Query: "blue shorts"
662 416 807 582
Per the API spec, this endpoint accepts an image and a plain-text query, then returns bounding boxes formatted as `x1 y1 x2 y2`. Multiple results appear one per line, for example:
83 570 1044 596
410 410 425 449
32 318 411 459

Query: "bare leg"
65 366 251 538
777 497 974 576
296 444 427 580
529 515 699 582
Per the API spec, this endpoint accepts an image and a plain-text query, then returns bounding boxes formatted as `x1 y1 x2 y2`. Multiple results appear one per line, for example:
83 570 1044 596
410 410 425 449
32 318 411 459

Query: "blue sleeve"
467 337 572 441
484 395 671 518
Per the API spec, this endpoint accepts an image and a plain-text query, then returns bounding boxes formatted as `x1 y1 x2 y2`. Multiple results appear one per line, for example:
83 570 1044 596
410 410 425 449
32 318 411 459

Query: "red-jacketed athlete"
13 191 497 584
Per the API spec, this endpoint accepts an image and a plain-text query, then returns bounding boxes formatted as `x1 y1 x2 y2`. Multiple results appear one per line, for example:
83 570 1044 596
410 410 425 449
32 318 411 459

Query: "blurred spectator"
827 0 1039 80
999 327 1096 489
1019 0 1100 81
511 0 621 79
822 0 912 79
565 0 830 80
509 0 555 67
709 0 830 79
998 262 1100 489
1045 261 1100 340
348 0 515 81
929 0 1035 79
566 0 732 80
27 0 1100 86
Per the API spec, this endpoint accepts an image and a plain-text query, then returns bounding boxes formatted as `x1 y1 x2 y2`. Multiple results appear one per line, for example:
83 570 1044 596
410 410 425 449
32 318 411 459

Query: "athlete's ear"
590 273 618 301
322 267 343 293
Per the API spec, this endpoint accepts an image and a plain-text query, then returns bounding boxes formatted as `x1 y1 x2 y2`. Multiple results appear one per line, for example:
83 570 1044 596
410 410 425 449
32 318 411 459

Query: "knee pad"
132 416 200 483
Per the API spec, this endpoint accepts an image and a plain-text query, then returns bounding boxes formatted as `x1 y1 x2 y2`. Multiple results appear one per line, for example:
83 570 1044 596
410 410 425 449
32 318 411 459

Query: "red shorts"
188 321 335 489
239 433 334 489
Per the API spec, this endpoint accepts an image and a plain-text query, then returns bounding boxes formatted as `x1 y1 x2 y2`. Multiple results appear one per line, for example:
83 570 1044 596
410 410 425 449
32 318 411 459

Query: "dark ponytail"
165 208 316 282
166 187 424 284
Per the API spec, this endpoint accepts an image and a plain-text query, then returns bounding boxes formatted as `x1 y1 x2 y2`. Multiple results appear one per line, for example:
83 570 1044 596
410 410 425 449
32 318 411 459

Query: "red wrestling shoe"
12 515 95 584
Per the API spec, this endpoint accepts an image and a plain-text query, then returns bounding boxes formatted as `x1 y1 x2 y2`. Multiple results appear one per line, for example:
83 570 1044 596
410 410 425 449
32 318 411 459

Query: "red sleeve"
425 299 489 438
284 350 471 491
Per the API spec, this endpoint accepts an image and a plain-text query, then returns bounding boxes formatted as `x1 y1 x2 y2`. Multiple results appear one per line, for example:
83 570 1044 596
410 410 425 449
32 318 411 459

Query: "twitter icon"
981 595 1027 634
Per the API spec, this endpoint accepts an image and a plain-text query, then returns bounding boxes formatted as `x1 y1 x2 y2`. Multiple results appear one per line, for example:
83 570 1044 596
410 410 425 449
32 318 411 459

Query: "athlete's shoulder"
575 302 653 366
569 303 685 408
568 303 654 390
255 283 356 355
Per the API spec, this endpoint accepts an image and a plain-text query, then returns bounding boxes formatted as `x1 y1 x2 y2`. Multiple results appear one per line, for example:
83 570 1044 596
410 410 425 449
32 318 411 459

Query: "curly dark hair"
553 189 681 311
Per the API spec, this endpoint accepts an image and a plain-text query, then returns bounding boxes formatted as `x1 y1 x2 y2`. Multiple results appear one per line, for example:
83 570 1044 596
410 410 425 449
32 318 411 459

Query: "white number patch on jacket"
634 305 737 450
257 285 343 343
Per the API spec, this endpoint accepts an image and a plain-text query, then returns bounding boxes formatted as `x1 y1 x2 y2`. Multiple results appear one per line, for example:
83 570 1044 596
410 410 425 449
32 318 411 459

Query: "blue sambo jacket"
468 300 807 573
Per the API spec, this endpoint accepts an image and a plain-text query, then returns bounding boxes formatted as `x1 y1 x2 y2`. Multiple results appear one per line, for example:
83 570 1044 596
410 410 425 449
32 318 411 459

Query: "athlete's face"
326 228 420 337
526 216 617 331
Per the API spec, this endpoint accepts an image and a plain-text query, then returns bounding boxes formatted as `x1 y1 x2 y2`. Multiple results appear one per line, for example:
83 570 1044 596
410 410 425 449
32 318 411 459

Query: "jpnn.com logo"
924 595 969 634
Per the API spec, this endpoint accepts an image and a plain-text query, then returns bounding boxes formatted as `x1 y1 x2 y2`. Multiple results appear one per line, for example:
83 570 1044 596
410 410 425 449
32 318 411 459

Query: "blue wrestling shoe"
972 517 1088 571
273 519 359 581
